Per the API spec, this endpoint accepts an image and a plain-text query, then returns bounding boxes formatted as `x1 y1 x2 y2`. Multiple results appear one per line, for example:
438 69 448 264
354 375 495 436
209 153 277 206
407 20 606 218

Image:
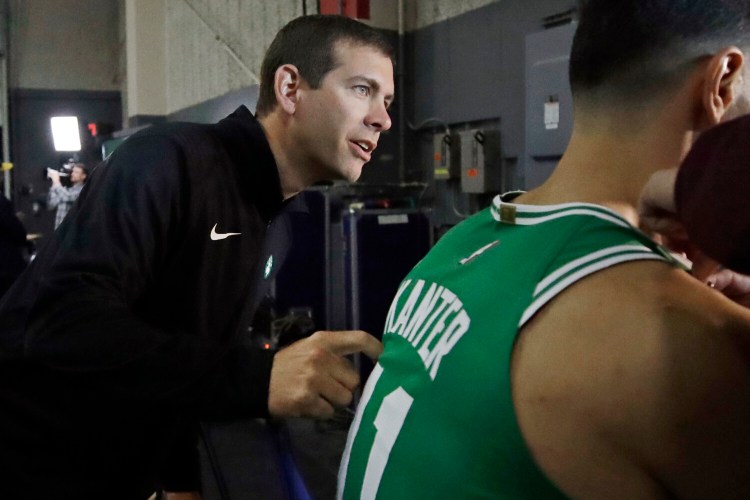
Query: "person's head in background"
69 163 88 185
255 15 395 191
676 114 750 274
570 0 750 139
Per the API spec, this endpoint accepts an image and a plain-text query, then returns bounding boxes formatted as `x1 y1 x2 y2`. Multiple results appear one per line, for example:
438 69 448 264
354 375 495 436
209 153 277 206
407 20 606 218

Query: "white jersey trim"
534 244 651 295
519 253 665 328
512 209 629 228
493 206 630 228
490 195 632 228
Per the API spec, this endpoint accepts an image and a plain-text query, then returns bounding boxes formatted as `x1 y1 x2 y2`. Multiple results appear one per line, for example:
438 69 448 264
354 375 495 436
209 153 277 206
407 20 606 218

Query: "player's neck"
519 120 693 225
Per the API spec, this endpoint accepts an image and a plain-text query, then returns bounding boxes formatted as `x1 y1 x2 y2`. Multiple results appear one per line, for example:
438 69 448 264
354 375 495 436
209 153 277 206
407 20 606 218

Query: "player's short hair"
570 0 750 105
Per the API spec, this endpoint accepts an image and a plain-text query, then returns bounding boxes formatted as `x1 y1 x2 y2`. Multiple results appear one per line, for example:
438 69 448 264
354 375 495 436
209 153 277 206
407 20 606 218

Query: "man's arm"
270 330 382 417
640 167 750 307
28 135 270 415
24 134 381 420
46 170 80 208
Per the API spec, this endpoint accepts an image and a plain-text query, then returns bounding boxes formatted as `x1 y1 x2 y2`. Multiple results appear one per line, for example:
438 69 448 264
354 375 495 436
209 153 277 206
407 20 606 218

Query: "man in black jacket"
0 15 392 499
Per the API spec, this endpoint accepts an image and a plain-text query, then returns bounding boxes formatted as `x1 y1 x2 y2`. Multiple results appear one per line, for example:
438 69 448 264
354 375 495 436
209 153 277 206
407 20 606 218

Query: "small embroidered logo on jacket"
210 223 241 241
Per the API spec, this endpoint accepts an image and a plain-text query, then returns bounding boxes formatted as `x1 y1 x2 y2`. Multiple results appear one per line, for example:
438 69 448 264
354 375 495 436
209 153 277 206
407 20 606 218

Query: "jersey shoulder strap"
491 195 686 329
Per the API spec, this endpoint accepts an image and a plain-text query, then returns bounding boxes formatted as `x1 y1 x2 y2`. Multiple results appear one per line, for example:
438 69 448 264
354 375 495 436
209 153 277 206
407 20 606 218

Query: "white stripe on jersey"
519 253 665 328
495 208 630 228
337 364 385 500
494 198 625 214
534 244 651 295
491 196 632 228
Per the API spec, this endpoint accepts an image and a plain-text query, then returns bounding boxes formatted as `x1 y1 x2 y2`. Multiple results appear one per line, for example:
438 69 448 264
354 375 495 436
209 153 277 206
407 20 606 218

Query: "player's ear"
274 64 302 115
700 47 744 127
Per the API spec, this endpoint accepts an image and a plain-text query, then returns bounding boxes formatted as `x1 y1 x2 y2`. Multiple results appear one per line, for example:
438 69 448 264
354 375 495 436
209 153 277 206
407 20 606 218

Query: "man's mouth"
354 140 374 152
350 140 376 160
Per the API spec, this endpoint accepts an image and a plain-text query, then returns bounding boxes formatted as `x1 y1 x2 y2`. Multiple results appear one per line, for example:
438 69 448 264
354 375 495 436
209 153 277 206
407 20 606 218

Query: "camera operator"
47 162 88 229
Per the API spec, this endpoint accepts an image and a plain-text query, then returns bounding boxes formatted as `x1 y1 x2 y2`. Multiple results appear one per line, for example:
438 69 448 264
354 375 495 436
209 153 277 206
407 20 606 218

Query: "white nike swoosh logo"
459 240 500 265
210 223 241 241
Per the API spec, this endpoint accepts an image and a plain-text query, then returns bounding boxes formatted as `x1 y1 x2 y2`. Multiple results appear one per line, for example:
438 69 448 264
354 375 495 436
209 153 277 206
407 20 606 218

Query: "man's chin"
342 164 364 183
319 160 364 183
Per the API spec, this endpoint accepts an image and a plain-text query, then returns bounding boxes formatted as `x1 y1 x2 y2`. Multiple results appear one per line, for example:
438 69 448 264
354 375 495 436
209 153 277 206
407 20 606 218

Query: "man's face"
293 41 394 182
70 166 86 184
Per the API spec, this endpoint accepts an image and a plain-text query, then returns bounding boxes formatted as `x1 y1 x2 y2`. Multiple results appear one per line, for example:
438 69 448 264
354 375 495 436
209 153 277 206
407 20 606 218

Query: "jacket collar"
216 106 284 222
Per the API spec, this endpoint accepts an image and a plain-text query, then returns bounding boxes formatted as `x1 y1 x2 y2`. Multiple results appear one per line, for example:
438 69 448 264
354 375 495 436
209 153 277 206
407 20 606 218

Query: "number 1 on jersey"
360 386 414 500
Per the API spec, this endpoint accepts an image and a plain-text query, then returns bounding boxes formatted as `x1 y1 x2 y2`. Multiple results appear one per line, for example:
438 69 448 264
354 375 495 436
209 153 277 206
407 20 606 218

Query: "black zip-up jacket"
0 106 286 498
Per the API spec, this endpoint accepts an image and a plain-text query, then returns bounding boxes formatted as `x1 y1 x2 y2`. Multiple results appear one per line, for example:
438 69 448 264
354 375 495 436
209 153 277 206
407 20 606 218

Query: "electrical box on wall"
458 129 502 193
433 132 457 180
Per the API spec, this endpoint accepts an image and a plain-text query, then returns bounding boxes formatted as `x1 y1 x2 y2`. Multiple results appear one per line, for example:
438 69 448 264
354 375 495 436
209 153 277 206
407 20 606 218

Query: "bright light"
50 116 81 152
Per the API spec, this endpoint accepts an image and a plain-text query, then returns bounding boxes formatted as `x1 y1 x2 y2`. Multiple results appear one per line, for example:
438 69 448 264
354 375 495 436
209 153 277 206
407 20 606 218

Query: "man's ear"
274 64 302 115
701 47 745 126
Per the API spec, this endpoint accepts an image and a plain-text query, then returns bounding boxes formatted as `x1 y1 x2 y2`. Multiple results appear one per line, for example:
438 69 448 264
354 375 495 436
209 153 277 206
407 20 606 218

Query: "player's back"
338 194 680 499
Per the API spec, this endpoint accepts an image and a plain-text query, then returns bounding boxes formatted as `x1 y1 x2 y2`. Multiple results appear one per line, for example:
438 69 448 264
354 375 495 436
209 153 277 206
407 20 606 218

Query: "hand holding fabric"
268 330 383 418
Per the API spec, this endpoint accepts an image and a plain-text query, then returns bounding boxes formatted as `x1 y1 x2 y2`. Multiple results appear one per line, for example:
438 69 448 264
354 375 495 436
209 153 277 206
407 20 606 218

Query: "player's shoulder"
533 258 750 376
514 259 750 496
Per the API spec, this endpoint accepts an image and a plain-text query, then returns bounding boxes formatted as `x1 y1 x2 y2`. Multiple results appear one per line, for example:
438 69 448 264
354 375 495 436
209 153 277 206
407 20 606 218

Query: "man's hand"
268 330 383 418
705 268 750 309
638 167 682 236
47 168 62 187
639 167 703 261
640 168 750 308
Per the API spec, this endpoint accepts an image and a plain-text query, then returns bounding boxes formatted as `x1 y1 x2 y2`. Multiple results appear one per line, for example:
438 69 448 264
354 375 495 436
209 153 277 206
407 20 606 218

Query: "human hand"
704 267 750 309
639 167 706 262
639 167 682 237
268 330 383 418
47 168 61 186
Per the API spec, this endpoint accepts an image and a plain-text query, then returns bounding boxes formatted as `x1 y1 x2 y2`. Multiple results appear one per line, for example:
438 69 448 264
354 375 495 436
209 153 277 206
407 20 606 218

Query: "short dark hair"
570 0 750 105
73 163 89 177
255 15 394 117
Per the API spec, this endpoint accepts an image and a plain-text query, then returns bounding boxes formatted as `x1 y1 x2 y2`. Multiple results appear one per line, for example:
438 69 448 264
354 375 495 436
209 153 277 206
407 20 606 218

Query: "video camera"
45 159 77 186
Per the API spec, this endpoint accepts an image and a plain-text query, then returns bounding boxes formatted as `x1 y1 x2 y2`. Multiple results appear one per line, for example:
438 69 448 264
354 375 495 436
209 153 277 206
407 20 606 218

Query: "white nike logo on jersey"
459 240 500 265
210 223 241 240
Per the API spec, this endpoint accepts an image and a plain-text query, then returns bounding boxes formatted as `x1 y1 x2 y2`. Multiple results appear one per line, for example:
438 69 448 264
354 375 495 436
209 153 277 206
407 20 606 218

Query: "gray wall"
165 0 314 115
411 0 501 29
159 1 511 117
5 0 582 231
7 0 123 233
404 0 577 227
9 0 121 91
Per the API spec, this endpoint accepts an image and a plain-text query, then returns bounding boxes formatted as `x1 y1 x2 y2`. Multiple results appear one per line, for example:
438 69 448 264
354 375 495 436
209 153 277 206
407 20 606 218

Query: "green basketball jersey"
338 194 683 499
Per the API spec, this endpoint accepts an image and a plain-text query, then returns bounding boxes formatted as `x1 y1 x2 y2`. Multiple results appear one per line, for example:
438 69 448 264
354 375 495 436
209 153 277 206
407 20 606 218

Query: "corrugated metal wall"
162 0 503 114
165 0 310 113
412 0 499 29
5 0 507 116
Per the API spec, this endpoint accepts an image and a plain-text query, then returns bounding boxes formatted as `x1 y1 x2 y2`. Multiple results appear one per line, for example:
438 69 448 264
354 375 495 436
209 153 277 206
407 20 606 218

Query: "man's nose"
366 101 392 132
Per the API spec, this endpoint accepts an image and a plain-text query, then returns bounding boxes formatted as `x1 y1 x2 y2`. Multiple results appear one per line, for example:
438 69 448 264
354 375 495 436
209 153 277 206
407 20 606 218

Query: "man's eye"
354 85 370 96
